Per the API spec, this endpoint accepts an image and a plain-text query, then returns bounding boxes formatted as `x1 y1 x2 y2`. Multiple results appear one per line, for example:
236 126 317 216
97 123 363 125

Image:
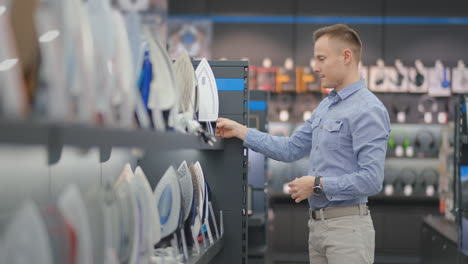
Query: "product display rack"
454 94 468 258
0 60 249 264
139 60 250 264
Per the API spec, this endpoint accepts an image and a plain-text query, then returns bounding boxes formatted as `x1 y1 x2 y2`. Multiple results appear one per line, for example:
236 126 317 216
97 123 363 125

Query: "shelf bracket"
47 125 62 165
100 146 112 163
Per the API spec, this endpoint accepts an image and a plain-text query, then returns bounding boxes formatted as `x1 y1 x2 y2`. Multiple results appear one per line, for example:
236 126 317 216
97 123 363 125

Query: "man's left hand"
288 176 315 203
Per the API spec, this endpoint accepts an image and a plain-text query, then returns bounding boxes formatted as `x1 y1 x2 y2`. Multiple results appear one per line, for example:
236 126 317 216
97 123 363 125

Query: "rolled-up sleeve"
243 117 314 163
322 104 391 200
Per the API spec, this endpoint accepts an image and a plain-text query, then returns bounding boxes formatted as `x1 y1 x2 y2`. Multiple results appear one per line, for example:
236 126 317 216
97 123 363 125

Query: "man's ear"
343 49 353 65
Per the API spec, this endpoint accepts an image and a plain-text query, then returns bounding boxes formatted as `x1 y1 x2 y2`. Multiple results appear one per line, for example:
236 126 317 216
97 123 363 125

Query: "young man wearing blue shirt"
216 24 390 264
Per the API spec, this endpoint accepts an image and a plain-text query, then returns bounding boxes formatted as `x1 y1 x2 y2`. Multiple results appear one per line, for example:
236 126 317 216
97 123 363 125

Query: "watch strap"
314 176 321 187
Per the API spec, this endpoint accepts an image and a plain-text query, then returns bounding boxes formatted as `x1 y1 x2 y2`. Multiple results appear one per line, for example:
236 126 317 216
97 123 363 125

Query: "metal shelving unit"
455 94 468 257
139 60 250 264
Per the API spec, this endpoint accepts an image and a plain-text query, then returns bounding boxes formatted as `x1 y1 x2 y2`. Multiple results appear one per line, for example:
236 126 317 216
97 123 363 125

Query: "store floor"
262 253 419 264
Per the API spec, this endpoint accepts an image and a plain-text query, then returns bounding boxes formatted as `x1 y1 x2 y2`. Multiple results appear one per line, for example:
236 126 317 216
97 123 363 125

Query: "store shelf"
58 124 223 150
0 119 223 164
0 119 50 145
268 191 439 203
423 215 457 243
369 194 439 206
0 119 223 150
188 237 224 264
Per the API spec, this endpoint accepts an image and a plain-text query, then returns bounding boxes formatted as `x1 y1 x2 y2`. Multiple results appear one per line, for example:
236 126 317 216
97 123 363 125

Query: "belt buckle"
312 210 324 220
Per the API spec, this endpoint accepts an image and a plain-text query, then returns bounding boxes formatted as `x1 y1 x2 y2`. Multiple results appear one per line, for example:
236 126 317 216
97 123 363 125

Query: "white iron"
3 202 53 264
195 59 219 135
58 185 93 264
153 166 182 239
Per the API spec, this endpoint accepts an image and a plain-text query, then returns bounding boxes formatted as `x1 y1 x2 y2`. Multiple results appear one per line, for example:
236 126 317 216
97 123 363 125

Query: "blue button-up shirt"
244 79 391 209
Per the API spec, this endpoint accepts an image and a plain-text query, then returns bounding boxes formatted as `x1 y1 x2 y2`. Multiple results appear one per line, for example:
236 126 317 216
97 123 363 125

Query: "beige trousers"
308 213 375 264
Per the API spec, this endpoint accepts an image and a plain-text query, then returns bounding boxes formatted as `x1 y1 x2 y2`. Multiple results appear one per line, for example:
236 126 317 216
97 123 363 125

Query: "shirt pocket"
323 119 343 150
310 117 321 146
310 116 321 136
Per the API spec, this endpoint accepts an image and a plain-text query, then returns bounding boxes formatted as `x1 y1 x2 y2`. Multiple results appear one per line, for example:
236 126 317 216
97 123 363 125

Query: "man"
216 24 391 263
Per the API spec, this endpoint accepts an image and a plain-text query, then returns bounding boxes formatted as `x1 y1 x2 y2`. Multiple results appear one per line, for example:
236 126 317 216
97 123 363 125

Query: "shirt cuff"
243 128 262 149
322 176 340 201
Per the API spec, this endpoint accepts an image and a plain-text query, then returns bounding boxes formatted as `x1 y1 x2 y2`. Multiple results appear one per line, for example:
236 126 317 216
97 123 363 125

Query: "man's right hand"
215 118 248 140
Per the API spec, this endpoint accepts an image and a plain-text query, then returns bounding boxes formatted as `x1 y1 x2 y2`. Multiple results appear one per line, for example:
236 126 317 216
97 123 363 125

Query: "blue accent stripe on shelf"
169 15 468 25
461 166 468 180
245 101 267 111
216 78 244 91
296 16 383 24
463 104 467 113
385 16 468 25
212 15 295 24
170 15 210 21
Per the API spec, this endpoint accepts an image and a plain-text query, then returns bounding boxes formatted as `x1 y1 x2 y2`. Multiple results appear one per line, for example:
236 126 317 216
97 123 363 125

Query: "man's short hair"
313 24 362 63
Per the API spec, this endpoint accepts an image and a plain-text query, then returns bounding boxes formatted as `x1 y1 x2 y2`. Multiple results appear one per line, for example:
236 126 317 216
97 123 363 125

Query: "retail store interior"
1 0 468 263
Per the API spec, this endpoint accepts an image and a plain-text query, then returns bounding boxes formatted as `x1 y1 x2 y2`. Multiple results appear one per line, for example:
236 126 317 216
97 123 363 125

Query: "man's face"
313 35 346 89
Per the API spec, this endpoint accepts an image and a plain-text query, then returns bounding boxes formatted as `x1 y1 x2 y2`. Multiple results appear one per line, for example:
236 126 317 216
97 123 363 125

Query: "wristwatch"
313 176 323 195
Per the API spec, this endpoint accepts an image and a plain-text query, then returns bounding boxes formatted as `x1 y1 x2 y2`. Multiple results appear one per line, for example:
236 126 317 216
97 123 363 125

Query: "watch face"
313 186 323 195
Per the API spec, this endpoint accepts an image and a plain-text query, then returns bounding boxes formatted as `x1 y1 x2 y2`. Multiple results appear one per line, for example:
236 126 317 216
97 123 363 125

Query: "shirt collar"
333 79 365 100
